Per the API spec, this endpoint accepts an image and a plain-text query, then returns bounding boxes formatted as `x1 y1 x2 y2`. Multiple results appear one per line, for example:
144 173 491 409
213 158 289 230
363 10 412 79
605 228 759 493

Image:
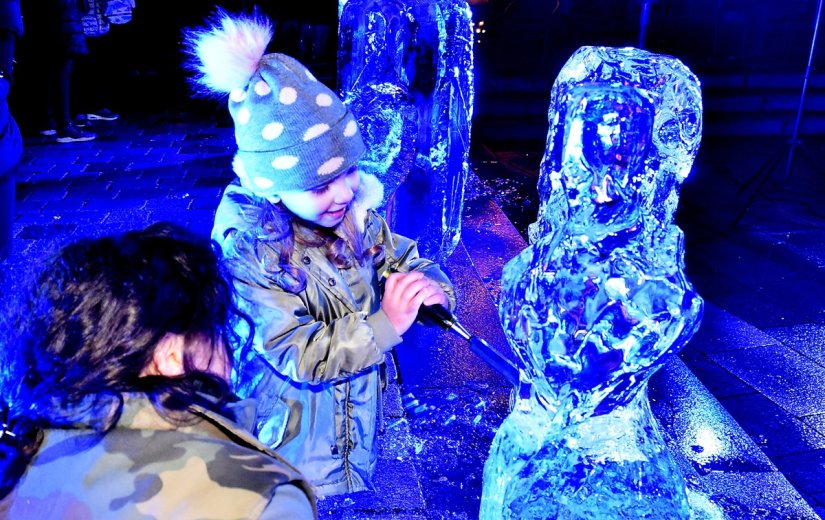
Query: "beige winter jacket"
212 180 454 496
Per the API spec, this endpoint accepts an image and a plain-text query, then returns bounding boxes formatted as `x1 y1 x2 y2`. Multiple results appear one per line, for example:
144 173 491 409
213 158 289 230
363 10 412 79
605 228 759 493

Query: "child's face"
271 167 361 228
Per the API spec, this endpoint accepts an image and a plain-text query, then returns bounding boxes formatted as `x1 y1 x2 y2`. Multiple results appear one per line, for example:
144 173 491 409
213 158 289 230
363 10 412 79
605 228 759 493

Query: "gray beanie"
229 54 366 197
185 12 365 198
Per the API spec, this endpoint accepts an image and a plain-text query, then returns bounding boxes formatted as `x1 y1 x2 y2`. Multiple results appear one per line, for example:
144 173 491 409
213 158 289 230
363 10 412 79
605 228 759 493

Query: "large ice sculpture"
338 0 474 260
480 47 704 519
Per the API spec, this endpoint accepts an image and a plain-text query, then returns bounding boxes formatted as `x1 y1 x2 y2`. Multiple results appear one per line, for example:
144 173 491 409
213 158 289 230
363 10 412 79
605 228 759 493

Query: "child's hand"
421 279 449 307
381 271 448 336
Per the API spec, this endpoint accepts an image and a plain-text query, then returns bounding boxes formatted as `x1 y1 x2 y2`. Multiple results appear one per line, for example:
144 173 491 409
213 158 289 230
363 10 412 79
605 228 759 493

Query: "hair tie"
0 422 17 442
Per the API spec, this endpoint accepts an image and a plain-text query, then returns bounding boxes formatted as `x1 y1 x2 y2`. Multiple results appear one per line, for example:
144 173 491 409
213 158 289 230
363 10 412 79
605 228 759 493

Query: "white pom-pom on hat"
185 9 272 94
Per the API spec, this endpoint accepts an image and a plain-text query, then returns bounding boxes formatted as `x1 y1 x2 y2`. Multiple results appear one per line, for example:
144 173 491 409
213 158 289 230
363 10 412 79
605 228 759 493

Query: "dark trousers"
46 56 74 126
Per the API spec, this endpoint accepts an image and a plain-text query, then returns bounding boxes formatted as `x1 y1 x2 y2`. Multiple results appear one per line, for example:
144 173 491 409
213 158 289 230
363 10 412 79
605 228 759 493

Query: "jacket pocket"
255 396 291 449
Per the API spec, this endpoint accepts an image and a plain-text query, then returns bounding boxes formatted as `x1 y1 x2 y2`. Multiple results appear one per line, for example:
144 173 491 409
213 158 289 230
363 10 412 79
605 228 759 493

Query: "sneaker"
56 123 96 143
86 108 119 121
39 119 58 136
74 114 92 128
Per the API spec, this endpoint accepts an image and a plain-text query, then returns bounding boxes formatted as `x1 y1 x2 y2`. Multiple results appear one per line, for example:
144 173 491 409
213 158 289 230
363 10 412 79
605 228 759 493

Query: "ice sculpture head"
532 46 702 241
560 85 654 237
500 49 704 422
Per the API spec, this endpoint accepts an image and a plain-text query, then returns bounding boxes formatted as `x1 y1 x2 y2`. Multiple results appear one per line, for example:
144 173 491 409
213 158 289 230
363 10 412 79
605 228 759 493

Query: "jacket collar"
48 392 281 459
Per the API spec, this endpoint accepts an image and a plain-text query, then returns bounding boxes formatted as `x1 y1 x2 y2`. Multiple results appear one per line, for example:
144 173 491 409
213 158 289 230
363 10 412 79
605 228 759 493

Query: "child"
0 223 316 518
186 12 455 496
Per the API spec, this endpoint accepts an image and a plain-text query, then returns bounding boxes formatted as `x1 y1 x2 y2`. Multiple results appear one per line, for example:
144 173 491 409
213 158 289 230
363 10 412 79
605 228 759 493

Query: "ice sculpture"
338 0 417 213
480 47 704 519
338 0 474 260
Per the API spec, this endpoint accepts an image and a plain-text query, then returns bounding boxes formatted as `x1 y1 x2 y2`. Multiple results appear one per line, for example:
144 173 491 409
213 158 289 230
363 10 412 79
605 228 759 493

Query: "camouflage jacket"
0 393 317 519
212 181 455 496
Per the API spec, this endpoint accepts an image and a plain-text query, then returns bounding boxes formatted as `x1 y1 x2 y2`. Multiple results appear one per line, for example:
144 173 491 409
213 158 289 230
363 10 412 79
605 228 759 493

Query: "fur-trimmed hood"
350 171 384 232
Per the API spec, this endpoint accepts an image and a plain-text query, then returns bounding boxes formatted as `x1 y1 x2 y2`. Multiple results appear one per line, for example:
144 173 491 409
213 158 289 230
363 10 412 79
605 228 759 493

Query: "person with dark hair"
0 223 317 519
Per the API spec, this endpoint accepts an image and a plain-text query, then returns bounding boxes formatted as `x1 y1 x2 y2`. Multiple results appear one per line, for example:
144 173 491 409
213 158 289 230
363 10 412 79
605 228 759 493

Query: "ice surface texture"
338 0 474 260
480 47 704 519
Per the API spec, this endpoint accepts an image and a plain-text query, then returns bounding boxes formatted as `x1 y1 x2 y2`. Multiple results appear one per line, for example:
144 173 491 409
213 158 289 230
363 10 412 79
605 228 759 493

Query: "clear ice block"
480 47 704 519
529 46 703 246
337 0 474 260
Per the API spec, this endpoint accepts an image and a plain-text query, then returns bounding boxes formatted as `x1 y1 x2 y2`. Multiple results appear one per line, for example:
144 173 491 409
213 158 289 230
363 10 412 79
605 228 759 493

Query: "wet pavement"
2 112 825 519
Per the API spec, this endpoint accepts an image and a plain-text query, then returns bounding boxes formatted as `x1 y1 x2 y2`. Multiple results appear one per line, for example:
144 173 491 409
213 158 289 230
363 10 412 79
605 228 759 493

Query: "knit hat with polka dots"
186 11 365 197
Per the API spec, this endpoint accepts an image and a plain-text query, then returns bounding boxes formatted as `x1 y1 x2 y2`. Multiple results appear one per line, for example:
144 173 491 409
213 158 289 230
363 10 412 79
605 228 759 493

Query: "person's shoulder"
220 181 263 217
126 434 308 517
213 181 265 244
352 172 385 231
364 207 384 224
187 431 311 505
203 436 296 479
0 1 23 38
118 402 307 502
359 208 389 240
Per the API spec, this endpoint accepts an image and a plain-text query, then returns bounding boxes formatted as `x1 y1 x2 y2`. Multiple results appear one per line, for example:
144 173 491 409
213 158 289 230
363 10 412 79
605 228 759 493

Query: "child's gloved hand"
381 271 449 336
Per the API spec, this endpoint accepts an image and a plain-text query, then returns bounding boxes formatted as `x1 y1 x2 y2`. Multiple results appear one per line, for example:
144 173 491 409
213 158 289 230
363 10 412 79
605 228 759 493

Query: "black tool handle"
417 303 455 330
383 269 520 387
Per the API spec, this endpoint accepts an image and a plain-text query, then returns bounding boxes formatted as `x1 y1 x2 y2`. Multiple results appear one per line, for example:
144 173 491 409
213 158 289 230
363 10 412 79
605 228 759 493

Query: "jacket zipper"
343 380 353 489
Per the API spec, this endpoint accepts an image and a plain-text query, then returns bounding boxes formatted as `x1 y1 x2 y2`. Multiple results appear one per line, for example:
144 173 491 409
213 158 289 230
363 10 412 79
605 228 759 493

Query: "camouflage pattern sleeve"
258 484 316 518
0 394 318 519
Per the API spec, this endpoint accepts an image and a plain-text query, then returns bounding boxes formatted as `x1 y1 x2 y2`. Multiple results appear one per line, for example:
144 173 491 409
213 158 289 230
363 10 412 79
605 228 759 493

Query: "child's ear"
143 334 186 377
